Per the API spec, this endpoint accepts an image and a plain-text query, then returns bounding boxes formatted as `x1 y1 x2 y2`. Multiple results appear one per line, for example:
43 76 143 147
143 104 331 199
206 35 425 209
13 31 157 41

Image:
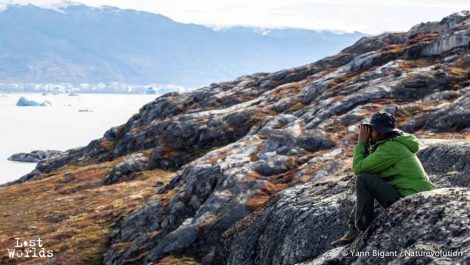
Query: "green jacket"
353 131 435 196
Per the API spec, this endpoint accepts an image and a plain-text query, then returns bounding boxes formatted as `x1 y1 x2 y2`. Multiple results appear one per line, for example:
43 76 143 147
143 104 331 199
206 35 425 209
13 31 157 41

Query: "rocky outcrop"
103 123 340 264
403 91 470 132
418 143 470 188
421 28 470 56
329 188 469 265
212 143 470 265
211 175 354 265
8 150 63 163
103 153 150 185
296 188 469 265
83 11 470 264
409 11 470 36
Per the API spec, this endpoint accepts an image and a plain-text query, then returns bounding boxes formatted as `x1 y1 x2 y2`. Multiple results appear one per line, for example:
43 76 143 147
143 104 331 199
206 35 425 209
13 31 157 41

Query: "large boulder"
418 143 470 188
297 188 470 265
333 188 470 265
212 175 354 265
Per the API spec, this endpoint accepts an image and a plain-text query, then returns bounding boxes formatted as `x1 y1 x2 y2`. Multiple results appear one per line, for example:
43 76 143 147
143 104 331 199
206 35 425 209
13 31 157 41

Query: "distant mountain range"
0 3 364 89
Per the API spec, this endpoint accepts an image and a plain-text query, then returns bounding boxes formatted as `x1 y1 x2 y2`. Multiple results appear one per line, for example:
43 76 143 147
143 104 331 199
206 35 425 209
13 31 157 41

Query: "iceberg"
16 96 51 107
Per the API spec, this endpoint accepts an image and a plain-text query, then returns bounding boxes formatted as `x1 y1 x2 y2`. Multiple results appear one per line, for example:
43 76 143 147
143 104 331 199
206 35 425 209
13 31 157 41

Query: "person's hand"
358 124 371 144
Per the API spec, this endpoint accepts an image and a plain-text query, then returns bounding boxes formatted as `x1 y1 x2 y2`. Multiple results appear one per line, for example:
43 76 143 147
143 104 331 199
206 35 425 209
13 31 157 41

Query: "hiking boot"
330 228 360 246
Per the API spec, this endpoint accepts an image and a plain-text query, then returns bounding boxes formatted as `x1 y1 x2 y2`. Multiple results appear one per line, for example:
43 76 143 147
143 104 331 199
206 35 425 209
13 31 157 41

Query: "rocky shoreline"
8 150 64 163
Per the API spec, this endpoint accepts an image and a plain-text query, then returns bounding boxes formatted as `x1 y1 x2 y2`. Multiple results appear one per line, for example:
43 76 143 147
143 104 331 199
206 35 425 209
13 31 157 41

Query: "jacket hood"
392 132 420 153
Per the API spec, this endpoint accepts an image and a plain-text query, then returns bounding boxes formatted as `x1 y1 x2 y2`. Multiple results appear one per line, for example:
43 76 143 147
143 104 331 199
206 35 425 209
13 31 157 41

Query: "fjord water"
0 93 157 184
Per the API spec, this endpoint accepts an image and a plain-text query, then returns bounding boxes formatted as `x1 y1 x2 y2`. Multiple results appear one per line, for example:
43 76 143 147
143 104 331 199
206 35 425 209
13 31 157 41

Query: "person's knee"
356 173 374 184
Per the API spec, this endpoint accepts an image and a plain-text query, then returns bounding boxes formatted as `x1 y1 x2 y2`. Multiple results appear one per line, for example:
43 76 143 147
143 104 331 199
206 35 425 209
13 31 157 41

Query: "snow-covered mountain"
0 3 364 88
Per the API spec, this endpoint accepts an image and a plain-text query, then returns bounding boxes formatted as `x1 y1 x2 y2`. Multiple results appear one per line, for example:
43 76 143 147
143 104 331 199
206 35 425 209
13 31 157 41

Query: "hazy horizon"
1 0 469 34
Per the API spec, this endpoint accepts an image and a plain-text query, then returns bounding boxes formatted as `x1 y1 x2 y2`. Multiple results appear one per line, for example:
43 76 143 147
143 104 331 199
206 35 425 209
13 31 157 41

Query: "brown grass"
329 73 357 89
0 160 175 265
382 44 408 55
99 140 115 152
155 255 200 265
285 102 306 113
445 66 468 79
413 131 470 141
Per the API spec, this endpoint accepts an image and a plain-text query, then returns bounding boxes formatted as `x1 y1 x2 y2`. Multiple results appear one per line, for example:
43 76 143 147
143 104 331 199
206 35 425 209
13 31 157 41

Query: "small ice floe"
146 87 157 94
16 96 51 107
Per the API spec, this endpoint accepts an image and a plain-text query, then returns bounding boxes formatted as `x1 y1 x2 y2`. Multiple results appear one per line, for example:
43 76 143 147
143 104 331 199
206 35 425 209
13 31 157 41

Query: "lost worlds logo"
7 237 54 259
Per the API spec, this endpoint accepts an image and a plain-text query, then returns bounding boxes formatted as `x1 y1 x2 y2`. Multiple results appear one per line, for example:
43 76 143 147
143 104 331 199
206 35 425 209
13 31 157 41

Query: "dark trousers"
349 173 402 231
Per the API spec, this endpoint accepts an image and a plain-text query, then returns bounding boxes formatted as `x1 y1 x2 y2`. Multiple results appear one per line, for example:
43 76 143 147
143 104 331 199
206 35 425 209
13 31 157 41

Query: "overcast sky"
1 0 469 34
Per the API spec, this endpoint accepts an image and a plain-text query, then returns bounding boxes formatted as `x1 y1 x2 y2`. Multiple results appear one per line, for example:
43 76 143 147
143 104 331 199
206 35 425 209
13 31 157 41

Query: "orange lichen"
206 149 229 164
197 214 217 231
413 32 439 43
259 181 288 194
245 191 271 211
240 171 263 183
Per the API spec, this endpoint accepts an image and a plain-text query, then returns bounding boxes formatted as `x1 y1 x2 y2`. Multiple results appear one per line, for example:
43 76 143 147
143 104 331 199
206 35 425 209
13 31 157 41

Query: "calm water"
0 93 158 184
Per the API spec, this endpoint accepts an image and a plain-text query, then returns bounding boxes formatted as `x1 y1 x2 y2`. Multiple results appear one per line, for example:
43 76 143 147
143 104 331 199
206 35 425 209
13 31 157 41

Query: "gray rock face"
421 28 470 56
334 188 470 265
253 155 297 176
115 109 256 170
8 150 63 163
403 93 470 133
212 176 354 265
103 153 150 185
296 130 336 152
104 162 252 265
349 51 378 72
409 11 470 35
302 82 329 104
418 143 470 175
103 133 341 265
418 143 470 188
